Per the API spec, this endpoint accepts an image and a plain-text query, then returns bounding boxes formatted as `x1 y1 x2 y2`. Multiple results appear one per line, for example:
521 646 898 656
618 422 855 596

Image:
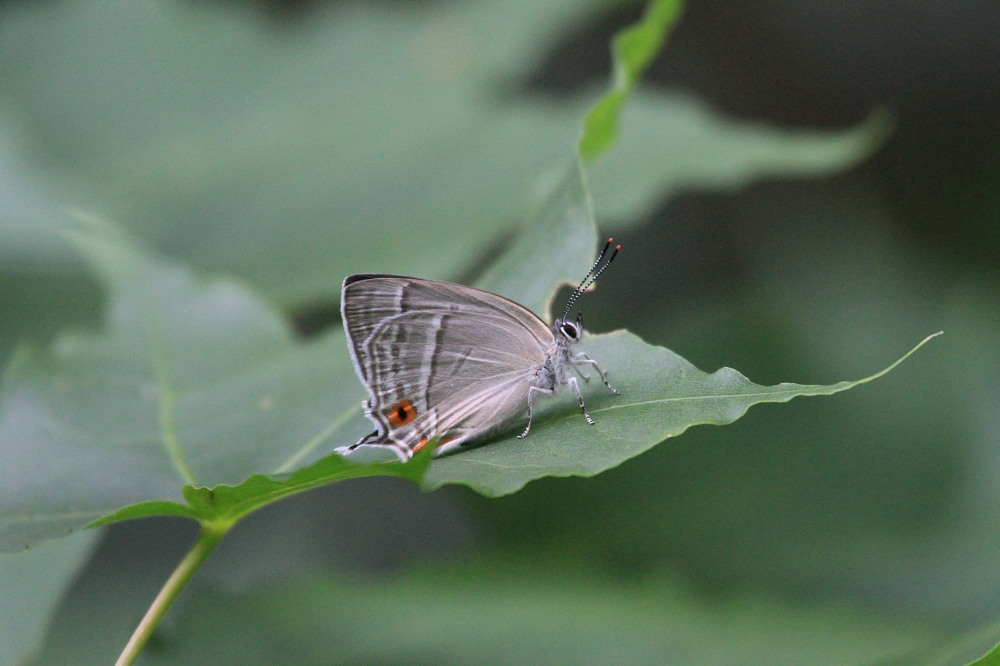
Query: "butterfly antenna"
560 238 621 322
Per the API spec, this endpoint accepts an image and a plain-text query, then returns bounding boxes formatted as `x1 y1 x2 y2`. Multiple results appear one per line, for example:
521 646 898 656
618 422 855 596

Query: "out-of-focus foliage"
2 0 999 664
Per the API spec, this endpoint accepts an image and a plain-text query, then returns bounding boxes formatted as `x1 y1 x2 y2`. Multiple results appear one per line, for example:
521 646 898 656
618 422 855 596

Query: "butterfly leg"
566 376 596 425
518 385 554 439
571 353 620 395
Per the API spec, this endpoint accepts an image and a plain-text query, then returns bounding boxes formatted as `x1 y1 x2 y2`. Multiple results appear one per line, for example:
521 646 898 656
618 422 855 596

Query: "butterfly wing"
341 274 555 458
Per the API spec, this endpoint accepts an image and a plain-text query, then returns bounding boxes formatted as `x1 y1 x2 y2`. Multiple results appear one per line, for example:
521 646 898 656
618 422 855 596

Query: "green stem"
115 520 229 666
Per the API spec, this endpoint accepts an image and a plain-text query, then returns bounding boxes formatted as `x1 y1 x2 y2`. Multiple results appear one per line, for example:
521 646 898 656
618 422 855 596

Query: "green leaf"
579 0 683 160
0 159 939 551
424 329 942 496
91 447 432 529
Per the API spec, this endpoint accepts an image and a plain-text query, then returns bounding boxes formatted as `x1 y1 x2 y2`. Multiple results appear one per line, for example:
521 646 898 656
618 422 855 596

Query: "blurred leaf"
590 95 892 222
579 0 683 160
0 126 78 269
0 531 99 665
474 158 597 318
124 563 944 666
0 0 887 307
0 125 102 358
651 187 984 615
889 615 1000 666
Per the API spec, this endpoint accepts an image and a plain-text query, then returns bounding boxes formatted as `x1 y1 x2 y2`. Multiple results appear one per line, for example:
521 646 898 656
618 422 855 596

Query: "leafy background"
1 0 998 664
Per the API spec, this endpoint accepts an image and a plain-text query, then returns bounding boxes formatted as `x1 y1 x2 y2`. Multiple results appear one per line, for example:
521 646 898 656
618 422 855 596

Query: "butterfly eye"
386 399 417 427
560 321 580 342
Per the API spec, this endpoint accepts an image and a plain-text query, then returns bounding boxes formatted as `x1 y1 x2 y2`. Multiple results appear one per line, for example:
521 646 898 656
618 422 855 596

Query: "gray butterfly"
336 240 620 461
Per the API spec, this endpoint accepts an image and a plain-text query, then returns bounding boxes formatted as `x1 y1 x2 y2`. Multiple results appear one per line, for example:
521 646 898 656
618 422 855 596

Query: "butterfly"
335 239 620 461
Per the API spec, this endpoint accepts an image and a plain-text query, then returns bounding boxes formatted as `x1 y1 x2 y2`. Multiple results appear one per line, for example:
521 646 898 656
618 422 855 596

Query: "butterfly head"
556 238 620 339
557 313 583 344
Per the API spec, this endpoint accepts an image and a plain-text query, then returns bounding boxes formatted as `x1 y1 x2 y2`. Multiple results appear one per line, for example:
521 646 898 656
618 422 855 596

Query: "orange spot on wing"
386 399 417 427
414 436 454 454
